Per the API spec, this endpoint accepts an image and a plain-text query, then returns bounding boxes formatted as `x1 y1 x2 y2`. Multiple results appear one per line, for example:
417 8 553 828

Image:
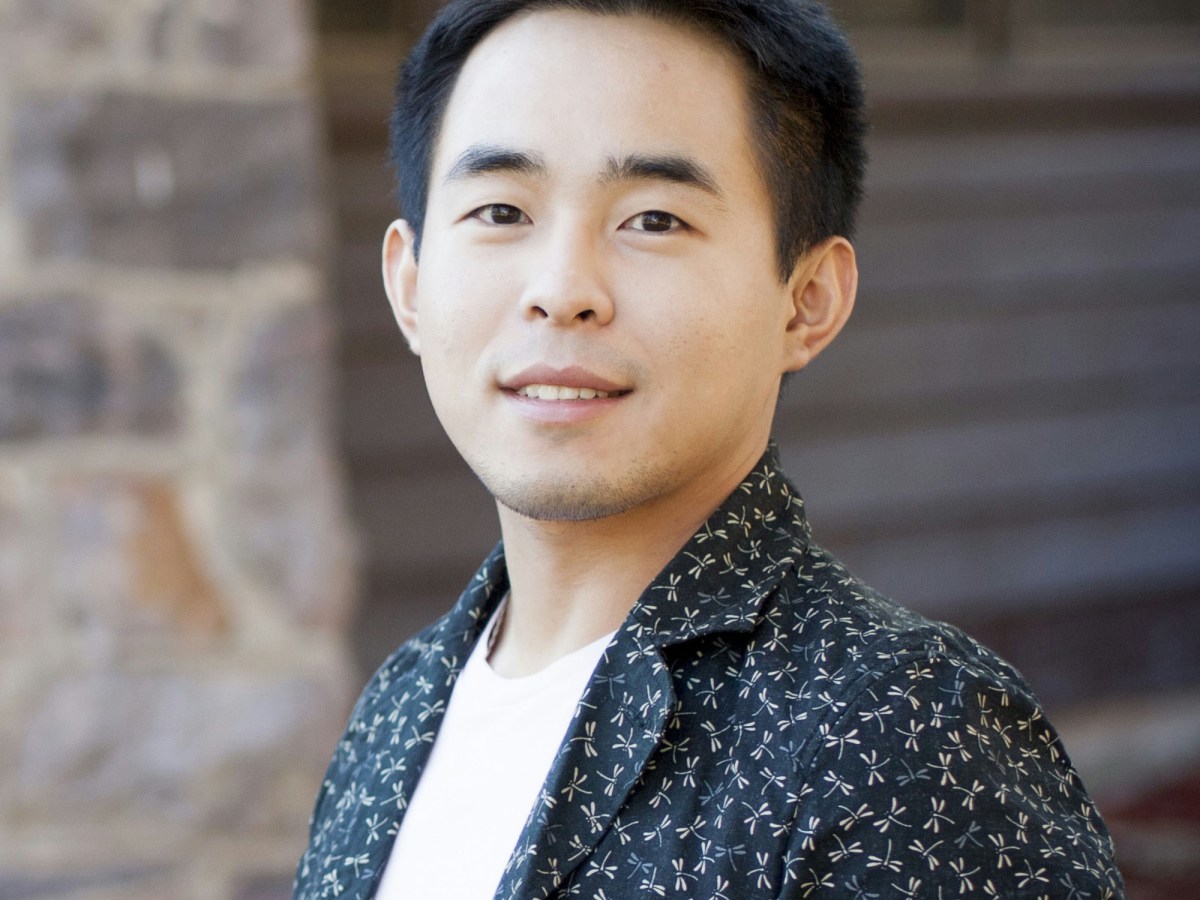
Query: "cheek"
415 262 486 357
656 268 781 359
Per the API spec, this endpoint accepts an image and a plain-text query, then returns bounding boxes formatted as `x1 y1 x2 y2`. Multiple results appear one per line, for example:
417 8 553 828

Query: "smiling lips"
504 375 629 424
517 384 614 400
503 366 631 403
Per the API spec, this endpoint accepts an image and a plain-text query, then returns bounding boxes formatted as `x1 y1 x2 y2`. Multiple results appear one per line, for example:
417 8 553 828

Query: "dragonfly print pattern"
295 445 1125 899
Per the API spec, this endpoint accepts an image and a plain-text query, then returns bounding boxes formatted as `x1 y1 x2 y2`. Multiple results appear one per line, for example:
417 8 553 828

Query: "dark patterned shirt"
295 446 1125 898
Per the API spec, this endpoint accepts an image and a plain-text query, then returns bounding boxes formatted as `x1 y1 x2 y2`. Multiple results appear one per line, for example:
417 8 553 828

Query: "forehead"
431 9 758 183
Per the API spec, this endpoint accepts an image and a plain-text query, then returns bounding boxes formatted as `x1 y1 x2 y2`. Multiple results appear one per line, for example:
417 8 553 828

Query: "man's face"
388 10 809 523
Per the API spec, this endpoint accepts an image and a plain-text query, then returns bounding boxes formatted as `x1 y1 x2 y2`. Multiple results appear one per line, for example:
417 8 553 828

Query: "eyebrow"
602 153 723 199
443 145 548 183
442 145 723 200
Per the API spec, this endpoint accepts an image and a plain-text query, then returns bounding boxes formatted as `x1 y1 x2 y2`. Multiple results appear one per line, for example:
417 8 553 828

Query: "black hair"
391 0 866 282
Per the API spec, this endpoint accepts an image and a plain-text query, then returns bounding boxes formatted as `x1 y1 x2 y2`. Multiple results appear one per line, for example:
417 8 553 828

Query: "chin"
480 462 664 523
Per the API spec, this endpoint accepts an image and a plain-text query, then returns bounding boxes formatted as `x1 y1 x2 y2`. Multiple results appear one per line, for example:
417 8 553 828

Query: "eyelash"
470 204 529 226
626 210 686 233
468 205 688 234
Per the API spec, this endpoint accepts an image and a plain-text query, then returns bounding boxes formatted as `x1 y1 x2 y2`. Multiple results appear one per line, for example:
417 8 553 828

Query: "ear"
382 219 421 355
782 236 857 373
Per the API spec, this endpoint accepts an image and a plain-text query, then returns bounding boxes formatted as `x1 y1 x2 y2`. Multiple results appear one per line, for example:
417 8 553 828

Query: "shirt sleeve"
777 652 1126 898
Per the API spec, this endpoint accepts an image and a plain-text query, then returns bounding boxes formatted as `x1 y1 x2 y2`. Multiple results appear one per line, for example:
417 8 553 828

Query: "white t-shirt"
375 608 615 899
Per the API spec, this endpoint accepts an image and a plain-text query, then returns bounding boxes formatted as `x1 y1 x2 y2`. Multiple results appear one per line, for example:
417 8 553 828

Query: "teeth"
518 384 611 400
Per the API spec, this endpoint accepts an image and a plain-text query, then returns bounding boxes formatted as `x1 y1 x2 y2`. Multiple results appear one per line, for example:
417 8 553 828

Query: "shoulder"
757 545 1124 894
759 539 1056 758
771 539 1029 692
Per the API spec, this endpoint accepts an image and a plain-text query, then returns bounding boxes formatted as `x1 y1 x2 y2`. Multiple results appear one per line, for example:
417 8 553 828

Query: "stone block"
234 873 295 900
0 0 310 75
0 867 176 900
0 295 181 441
9 669 346 833
0 0 115 70
11 92 325 269
46 475 226 639
191 0 311 71
224 303 356 630
0 472 35 638
233 303 334 465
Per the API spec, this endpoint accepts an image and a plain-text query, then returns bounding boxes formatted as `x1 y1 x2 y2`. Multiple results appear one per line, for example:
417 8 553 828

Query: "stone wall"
0 2 358 897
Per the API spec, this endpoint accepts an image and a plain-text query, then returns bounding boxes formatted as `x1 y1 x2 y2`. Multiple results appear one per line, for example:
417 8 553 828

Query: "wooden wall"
318 14 1200 711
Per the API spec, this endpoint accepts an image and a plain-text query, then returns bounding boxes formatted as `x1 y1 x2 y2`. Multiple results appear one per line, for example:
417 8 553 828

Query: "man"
296 0 1124 896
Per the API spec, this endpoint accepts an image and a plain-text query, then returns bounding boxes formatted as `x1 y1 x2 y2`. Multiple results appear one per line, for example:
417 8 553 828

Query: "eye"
624 210 687 234
470 204 530 226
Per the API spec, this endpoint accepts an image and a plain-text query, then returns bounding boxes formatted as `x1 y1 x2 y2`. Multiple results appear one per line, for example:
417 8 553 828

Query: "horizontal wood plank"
779 402 1200 521
832 500 1200 621
856 206 1200 289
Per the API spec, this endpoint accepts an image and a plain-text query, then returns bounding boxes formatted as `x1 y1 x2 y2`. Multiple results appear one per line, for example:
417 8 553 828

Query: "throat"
484 587 628 679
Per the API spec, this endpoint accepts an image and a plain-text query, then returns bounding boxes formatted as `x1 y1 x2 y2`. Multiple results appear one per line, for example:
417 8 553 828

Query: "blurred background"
0 0 1197 897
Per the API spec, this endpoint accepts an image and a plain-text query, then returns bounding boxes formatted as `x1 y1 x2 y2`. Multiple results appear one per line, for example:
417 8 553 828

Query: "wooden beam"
967 0 1017 61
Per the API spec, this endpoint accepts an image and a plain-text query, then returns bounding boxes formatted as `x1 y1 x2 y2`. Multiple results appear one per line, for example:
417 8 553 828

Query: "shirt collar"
438 441 809 653
622 441 810 648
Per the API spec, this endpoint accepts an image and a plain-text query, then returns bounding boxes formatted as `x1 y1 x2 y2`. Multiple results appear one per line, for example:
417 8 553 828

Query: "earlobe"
382 219 421 355
783 236 857 372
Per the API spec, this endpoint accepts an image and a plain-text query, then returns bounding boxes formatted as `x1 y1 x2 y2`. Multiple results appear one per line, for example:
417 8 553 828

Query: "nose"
521 227 615 326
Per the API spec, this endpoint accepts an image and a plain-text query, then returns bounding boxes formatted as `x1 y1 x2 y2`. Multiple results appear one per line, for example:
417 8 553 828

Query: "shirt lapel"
496 636 675 899
322 544 509 898
495 444 809 898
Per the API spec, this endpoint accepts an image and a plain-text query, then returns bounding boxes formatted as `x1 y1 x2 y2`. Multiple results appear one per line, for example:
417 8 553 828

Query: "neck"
486 443 766 677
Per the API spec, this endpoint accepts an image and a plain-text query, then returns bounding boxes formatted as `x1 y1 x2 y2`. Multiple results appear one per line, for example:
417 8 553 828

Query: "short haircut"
391 0 867 282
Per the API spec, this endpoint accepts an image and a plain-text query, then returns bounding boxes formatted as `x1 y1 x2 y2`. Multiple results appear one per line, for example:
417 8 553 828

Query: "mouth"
515 384 618 401
499 366 632 425
500 365 632 401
